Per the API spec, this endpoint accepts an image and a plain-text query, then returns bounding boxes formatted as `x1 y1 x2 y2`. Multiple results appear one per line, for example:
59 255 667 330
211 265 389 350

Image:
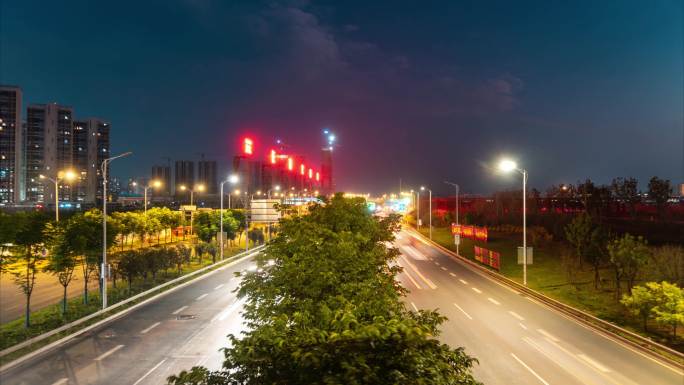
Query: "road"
393 229 683 385
1 266 100 323
0 253 258 385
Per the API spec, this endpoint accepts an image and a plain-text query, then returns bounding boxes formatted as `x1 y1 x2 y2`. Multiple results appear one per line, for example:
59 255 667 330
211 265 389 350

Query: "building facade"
151 165 171 195
174 160 194 195
73 118 110 204
0 85 23 203
197 160 217 194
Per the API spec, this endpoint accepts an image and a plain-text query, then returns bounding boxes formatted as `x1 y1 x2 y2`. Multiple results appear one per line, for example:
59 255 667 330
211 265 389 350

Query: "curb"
0 246 264 374
405 228 684 371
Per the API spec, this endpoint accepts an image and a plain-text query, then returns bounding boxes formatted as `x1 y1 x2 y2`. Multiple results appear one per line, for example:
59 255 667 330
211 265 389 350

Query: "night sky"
1 0 682 195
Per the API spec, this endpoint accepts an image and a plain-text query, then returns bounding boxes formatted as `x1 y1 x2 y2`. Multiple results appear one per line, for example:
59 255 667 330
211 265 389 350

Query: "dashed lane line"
509 311 524 321
172 305 188 315
196 293 208 301
140 322 161 334
488 297 501 305
94 345 124 361
471 287 482 294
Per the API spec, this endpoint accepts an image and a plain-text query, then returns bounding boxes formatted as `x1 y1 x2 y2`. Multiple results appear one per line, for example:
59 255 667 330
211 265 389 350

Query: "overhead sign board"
250 199 280 223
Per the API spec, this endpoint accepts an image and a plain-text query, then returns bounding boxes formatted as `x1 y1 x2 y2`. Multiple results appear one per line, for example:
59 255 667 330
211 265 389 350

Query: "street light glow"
229 174 239 184
179 185 187 191
498 159 518 173
151 180 162 188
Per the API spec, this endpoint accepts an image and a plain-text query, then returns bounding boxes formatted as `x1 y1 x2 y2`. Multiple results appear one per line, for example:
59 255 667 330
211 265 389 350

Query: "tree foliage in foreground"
168 195 480 385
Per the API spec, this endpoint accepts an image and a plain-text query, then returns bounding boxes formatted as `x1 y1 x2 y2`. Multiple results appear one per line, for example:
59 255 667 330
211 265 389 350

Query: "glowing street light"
497 158 529 286
140 179 163 214
39 169 78 222
267 185 281 199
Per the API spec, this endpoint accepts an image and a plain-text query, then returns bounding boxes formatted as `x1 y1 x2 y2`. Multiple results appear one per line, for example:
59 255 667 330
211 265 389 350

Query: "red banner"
473 246 500 271
451 224 488 242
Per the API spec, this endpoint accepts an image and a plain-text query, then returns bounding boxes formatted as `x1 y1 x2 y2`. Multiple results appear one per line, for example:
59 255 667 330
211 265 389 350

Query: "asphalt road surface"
0 252 258 385
394 229 683 385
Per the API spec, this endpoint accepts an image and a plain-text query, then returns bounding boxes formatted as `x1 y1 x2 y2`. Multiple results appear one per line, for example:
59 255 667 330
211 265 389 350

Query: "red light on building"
315 172 320 181
270 149 277 164
308 168 313 179
287 157 294 171
243 138 254 155
300 164 305 175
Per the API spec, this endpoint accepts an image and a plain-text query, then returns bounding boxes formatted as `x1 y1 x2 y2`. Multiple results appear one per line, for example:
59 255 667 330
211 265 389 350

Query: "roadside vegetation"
0 207 253 351
168 195 481 385
412 175 684 352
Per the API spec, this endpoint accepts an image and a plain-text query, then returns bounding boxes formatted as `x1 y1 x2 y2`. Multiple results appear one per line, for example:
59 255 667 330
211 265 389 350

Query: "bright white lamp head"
229 174 239 184
498 159 518 173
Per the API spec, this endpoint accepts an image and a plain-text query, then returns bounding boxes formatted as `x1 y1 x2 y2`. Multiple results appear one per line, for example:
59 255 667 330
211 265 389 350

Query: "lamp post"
444 181 460 255
220 174 239 260
267 185 281 199
179 184 205 238
420 186 432 240
101 151 132 310
136 180 162 214
498 159 529 286
39 169 77 222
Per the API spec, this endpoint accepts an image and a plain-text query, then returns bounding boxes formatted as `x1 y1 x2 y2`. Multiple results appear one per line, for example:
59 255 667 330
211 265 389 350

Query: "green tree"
44 221 78 315
651 281 684 338
585 226 609 289
611 177 640 218
621 282 659 332
650 245 684 287
647 177 672 219
7 211 49 327
0 211 18 274
608 234 650 300
168 195 480 385
564 212 594 269
117 250 142 293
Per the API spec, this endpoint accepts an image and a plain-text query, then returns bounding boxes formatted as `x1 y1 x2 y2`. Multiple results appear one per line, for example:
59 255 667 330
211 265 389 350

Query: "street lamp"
444 181 460 255
179 184 205 238
137 179 162 214
420 186 432 240
267 185 281 199
39 169 77 222
220 174 239 260
101 151 132 310
497 158 529 286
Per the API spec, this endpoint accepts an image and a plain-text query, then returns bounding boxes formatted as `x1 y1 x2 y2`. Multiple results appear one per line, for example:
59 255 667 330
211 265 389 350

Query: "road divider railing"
405 227 684 370
0 245 264 373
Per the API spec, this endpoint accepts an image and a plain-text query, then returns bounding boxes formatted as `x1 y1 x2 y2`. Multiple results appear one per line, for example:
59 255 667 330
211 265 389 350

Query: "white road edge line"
132 358 167 385
510 353 550 385
94 344 124 361
196 293 208 301
577 354 611 373
397 259 422 289
172 305 188 315
140 322 161 334
400 256 437 289
449 272 457 277
50 379 68 385
487 297 501 305
453 303 473 320
471 287 482 294
214 284 224 290
411 302 419 312
537 329 560 342
509 311 524 321
459 279 468 285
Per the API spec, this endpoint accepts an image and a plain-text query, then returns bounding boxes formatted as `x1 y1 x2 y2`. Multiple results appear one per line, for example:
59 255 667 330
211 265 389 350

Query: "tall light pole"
444 181 460 255
420 186 432 240
39 169 77 222
101 151 132 310
498 159 528 286
134 179 162 214
220 174 239 260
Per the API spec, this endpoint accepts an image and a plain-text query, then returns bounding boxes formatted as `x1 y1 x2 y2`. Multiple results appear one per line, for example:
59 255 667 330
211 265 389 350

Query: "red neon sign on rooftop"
243 138 254 155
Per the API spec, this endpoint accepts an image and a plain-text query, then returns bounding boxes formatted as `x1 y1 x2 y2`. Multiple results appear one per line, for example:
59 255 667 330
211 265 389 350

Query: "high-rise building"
151 165 171 195
25 103 74 203
73 118 110 204
0 85 23 203
174 160 194 195
321 147 333 194
197 160 217 194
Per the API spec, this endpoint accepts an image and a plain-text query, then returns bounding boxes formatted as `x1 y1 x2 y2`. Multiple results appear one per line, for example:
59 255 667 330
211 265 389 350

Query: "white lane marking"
434 261 440 266
471 287 482 294
459 279 468 285
537 329 560 342
510 353 550 385
519 322 528 330
140 322 161 334
214 284 224 290
397 259 422 289
51 379 68 385
440 266 447 271
449 272 457 277
400 256 437 289
411 302 419 312
453 303 473 320
509 311 525 321
577 354 611 373
196 293 208 301
487 297 501 305
94 344 124 361
172 305 188 315
132 358 167 385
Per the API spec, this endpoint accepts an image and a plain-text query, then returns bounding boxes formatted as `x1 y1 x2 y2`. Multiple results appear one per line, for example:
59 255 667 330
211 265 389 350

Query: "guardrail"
0 245 264 361
406 228 684 370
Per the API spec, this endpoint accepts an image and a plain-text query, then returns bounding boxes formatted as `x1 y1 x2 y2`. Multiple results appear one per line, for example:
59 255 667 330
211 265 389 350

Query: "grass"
0 244 246 360
416 225 684 353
